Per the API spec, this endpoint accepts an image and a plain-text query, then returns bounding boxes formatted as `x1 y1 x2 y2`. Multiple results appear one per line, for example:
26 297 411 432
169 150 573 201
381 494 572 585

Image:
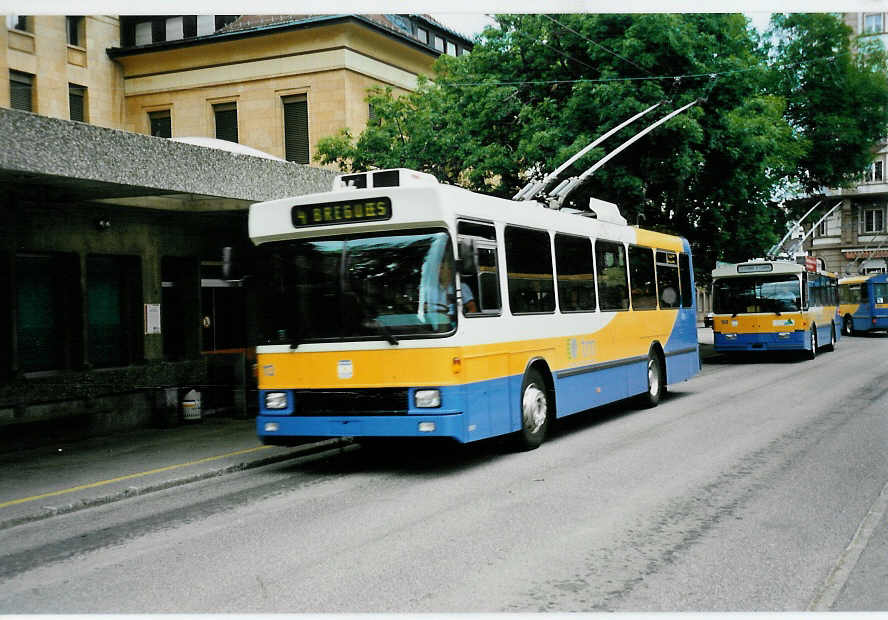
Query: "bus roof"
712 259 837 279
248 175 687 252
839 273 888 285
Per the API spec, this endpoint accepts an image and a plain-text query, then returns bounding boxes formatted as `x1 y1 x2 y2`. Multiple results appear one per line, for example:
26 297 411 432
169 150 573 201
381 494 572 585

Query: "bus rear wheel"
843 315 854 337
638 351 664 408
824 322 837 352
514 368 549 451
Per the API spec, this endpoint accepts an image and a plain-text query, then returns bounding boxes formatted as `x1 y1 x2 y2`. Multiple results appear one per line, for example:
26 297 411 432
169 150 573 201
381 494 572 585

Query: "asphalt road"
1 334 887 613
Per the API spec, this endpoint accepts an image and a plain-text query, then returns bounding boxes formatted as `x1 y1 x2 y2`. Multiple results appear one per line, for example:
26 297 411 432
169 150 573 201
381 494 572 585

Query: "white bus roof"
712 260 837 279
248 171 685 251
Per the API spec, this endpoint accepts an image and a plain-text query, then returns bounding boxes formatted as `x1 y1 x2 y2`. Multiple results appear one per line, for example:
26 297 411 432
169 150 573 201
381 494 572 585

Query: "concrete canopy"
0 107 336 210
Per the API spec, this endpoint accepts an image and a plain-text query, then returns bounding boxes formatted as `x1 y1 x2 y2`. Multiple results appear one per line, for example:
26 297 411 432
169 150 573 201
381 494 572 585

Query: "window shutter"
213 103 238 143
69 85 85 122
9 71 33 112
283 97 309 164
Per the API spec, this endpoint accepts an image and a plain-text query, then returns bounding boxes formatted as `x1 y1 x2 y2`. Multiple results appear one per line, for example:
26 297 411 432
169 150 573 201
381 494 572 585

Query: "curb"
0 438 352 532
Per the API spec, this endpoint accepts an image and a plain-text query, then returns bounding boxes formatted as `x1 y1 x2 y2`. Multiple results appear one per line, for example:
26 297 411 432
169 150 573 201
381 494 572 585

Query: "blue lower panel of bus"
854 314 888 332
258 345 701 445
257 381 513 444
714 330 807 352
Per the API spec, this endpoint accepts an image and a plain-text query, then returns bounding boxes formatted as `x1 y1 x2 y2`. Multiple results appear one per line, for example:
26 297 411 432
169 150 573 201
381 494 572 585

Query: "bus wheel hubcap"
522 384 547 433
648 359 660 395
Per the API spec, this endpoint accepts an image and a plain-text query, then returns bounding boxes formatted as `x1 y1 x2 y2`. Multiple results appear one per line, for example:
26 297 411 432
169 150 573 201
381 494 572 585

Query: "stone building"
1 14 471 444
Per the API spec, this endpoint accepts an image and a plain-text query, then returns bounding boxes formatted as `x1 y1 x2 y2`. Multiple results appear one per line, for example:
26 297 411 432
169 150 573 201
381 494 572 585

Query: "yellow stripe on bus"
258 310 680 389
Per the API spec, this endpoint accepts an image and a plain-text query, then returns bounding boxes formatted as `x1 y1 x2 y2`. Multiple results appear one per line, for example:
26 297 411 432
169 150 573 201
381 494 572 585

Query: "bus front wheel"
515 368 549 451
805 326 818 360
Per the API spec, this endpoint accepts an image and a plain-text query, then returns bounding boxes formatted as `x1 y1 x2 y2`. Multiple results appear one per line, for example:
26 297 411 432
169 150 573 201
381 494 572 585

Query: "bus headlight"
264 392 289 410
778 332 791 338
725 333 737 340
415 389 441 408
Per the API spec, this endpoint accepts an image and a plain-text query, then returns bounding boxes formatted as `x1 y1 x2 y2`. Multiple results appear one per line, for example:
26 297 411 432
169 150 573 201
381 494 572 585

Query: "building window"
864 13 884 34
9 15 30 32
149 110 171 138
69 84 86 122
66 16 84 46
864 159 884 183
816 219 828 237
863 206 884 233
9 71 33 112
416 27 428 44
134 20 152 45
166 16 184 41
197 15 215 36
434 35 445 52
213 102 238 143
15 253 80 373
87 255 141 368
283 95 309 164
446 40 457 56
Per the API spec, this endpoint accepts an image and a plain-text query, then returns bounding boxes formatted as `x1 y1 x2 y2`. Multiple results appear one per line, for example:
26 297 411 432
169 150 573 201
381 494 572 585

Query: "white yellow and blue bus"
838 273 888 335
710 259 840 358
248 168 700 450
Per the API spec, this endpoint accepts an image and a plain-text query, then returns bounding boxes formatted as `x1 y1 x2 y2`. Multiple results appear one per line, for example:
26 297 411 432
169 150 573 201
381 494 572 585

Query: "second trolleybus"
248 168 701 450
838 272 888 335
710 258 840 358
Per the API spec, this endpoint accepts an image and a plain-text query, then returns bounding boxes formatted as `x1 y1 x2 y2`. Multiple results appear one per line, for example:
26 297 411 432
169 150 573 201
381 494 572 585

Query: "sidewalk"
0 329 716 531
0 416 347 531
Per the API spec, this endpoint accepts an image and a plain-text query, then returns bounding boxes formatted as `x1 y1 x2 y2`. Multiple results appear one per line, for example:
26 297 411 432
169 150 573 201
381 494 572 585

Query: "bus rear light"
264 422 280 432
418 422 436 433
725 334 737 340
415 389 441 408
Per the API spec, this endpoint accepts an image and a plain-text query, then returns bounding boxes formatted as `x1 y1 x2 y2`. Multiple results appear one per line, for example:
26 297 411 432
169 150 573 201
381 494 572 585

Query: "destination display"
291 197 392 228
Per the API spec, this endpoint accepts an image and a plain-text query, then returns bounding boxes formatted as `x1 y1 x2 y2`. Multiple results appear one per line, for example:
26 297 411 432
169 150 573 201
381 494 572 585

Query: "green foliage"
765 13 888 194
314 13 888 275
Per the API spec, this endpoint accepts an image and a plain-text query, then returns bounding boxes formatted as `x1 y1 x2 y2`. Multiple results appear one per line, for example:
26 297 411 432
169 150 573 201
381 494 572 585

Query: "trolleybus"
838 272 888 335
710 258 840 357
249 168 700 449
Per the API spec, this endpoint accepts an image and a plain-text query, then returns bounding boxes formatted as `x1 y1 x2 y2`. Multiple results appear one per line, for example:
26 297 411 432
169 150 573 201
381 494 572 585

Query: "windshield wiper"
370 317 399 346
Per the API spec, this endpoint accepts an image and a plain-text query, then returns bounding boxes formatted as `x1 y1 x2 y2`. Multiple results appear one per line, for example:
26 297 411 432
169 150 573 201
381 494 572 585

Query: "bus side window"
628 245 657 310
679 252 693 308
656 250 680 309
457 221 500 315
595 240 629 311
555 233 596 312
505 226 555 314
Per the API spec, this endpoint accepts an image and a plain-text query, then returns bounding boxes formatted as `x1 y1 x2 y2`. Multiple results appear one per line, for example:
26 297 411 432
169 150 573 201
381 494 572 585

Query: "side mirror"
457 237 478 275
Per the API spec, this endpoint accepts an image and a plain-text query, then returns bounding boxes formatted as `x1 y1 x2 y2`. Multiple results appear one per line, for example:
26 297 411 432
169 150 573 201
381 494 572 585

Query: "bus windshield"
255 230 458 345
713 274 801 315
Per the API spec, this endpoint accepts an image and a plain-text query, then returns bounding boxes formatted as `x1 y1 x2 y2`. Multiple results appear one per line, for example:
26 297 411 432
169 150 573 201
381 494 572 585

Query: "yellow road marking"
0 445 273 510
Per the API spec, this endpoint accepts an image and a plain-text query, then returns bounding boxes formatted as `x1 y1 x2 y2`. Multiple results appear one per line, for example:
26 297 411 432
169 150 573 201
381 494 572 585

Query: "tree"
765 13 888 195
315 13 888 273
